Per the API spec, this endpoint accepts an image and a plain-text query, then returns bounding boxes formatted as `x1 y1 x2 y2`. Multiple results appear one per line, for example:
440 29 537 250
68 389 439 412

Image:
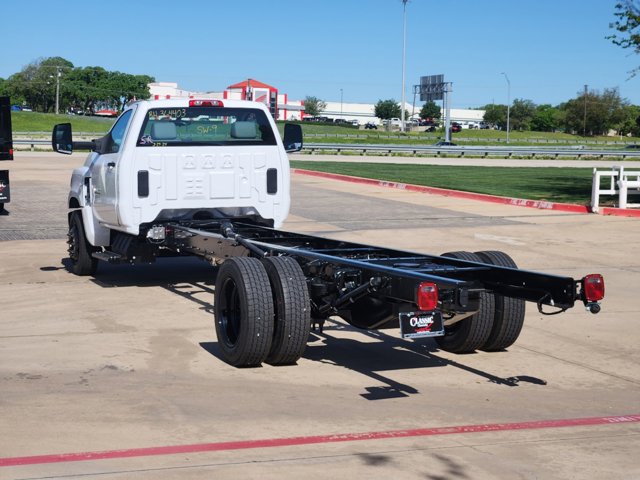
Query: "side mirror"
52 123 73 154
52 123 98 154
283 123 303 153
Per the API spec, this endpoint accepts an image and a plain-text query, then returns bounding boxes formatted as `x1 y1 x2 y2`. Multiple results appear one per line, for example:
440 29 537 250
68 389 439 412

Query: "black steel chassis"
134 219 591 329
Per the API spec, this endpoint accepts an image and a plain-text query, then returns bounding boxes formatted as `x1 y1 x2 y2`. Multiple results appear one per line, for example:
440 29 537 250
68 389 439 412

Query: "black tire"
474 251 526 351
261 256 311 365
435 251 495 353
67 210 98 276
214 257 274 367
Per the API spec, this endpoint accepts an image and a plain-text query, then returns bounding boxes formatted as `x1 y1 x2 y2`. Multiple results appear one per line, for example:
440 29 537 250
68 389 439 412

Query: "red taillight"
189 99 224 107
417 282 438 311
583 274 605 302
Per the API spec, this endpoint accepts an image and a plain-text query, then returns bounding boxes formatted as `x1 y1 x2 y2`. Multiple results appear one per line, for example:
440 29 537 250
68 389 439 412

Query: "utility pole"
583 84 588 136
501 72 511 143
55 67 61 115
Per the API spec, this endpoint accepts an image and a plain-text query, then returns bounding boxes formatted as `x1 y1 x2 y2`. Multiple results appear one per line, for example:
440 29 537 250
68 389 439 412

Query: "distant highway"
13 138 640 159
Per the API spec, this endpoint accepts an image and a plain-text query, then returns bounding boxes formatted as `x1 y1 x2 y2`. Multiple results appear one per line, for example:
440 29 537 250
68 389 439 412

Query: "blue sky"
1 0 637 108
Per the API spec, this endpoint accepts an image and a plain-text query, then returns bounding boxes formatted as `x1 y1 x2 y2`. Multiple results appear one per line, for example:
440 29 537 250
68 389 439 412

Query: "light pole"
55 68 61 115
501 72 510 143
400 0 408 132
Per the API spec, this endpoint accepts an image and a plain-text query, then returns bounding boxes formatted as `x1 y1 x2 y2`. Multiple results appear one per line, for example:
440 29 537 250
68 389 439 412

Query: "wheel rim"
67 223 80 262
219 277 241 347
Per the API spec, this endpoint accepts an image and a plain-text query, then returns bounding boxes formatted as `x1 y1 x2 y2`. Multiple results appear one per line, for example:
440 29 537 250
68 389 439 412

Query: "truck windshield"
137 107 277 147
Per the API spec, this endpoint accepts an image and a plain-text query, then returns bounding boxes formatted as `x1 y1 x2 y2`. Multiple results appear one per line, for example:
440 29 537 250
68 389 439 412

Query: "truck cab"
54 98 302 248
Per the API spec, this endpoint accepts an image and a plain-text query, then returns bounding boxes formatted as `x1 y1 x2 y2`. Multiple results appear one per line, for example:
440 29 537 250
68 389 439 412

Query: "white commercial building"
148 81 484 126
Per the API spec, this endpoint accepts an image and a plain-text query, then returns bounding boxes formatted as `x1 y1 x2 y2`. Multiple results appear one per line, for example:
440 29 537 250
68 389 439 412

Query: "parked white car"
382 118 402 127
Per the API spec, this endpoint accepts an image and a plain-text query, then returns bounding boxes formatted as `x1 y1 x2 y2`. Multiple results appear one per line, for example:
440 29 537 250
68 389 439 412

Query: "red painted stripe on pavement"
2 414 639 467
292 169 592 214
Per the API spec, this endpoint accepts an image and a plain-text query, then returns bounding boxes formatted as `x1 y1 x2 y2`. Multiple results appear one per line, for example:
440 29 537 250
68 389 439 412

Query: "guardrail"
14 139 50 150
303 143 640 159
14 131 105 136
13 139 640 159
304 133 635 146
17 131 637 146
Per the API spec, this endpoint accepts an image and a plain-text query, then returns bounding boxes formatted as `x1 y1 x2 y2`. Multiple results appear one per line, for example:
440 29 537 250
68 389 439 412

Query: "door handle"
107 162 116 169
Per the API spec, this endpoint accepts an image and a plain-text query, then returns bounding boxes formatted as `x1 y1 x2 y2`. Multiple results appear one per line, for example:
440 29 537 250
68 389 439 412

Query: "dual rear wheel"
435 250 525 354
214 256 310 367
214 250 526 366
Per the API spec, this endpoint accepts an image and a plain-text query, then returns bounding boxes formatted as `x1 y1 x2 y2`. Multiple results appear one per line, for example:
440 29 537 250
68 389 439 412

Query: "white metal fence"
591 166 640 212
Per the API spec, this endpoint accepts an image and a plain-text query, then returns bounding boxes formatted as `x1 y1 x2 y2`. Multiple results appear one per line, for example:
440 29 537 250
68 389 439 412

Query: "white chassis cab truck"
52 98 605 368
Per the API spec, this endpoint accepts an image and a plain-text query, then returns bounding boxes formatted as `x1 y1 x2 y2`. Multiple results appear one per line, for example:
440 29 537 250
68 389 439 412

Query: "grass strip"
12 111 113 134
291 160 594 205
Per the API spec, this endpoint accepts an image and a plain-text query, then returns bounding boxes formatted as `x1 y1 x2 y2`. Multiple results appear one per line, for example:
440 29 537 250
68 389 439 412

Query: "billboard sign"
420 75 446 102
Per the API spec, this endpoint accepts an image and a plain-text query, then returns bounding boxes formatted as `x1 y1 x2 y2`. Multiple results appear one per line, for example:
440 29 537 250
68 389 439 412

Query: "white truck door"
92 109 134 226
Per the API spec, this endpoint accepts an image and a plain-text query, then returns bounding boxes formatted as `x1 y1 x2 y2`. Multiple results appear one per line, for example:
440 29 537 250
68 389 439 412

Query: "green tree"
2 57 154 113
617 104 640 136
608 1 640 77
509 98 536 131
531 104 561 132
5 57 74 112
104 71 154 110
303 96 326 117
560 87 628 135
57 66 153 113
63 66 111 112
374 99 401 119
482 104 508 129
419 100 441 120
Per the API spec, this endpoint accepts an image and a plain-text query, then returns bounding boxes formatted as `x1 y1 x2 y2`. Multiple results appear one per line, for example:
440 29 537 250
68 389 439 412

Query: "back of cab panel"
115 100 290 232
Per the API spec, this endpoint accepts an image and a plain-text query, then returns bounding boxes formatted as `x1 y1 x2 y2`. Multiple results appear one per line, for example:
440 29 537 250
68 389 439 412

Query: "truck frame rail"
153 220 585 314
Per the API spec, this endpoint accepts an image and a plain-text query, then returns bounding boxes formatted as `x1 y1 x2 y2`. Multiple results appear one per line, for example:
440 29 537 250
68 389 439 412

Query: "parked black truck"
0 97 13 214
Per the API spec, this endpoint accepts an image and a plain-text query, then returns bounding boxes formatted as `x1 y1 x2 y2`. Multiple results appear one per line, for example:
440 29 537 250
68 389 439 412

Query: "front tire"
67 210 98 276
436 251 495 353
214 257 274 367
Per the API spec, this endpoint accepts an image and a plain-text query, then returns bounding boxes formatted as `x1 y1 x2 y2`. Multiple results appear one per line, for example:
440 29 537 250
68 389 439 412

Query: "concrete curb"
292 168 640 218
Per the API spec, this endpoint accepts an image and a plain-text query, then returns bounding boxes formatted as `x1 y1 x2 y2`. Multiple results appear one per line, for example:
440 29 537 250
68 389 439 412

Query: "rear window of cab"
137 107 277 147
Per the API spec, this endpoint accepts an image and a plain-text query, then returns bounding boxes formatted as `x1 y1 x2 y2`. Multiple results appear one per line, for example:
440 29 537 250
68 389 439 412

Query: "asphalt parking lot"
1 153 639 479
